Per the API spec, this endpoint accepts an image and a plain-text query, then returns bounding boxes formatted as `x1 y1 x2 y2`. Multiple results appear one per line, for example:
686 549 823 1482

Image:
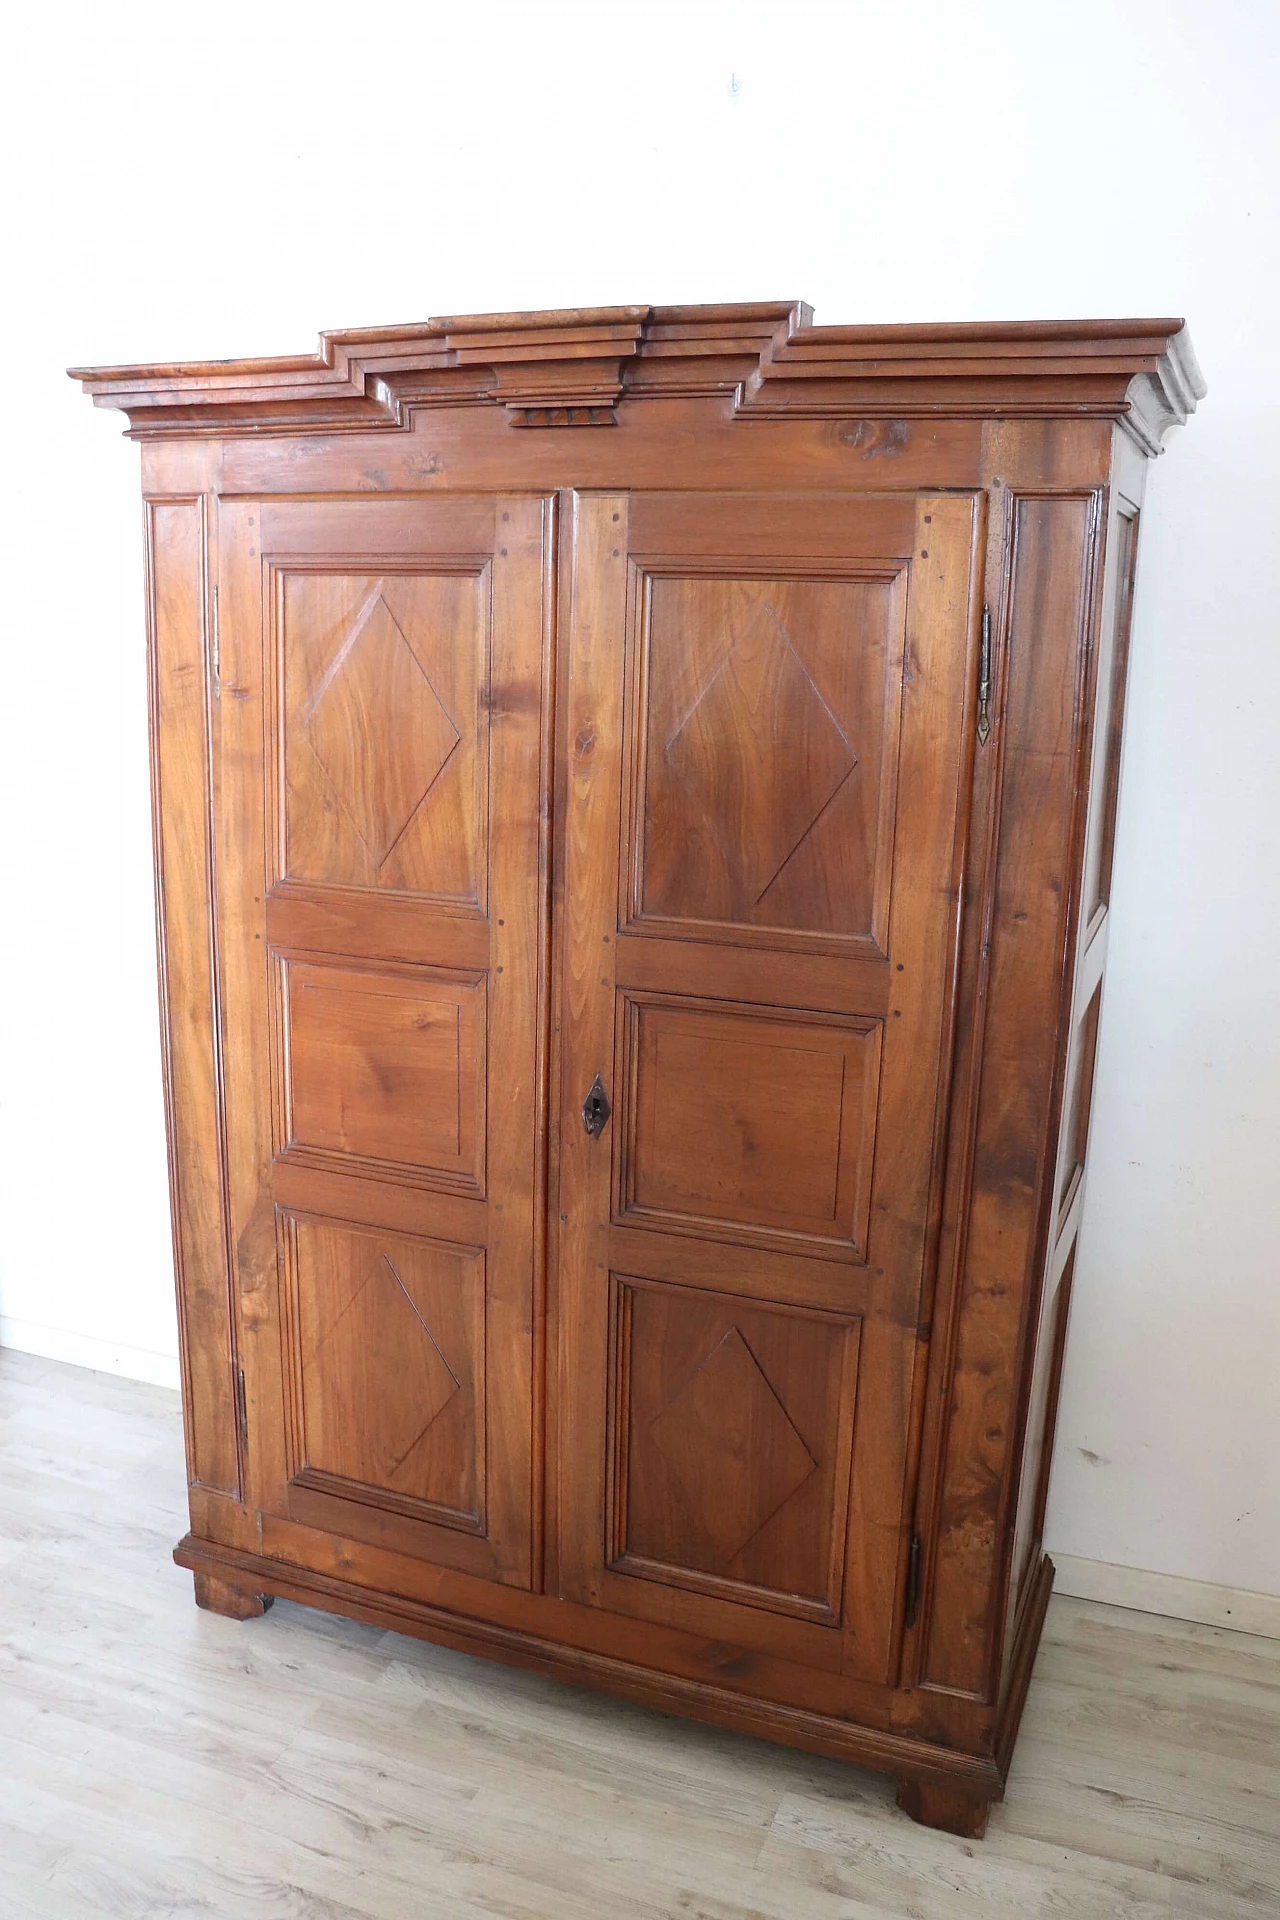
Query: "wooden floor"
1 1350 1277 1919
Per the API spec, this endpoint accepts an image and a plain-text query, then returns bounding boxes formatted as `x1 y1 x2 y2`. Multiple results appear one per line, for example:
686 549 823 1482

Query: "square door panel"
279 957 485 1194
616 994 881 1256
276 567 489 903
281 1213 484 1530
608 1276 860 1621
628 572 904 947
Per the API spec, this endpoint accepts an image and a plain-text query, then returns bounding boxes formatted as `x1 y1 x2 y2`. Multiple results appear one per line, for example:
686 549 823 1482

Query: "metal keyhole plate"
582 1075 611 1139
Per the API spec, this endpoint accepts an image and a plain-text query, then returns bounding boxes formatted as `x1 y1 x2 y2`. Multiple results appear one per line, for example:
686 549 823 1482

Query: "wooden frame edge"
172 1532 1002 1797
995 1549 1055 1783
72 308 1202 442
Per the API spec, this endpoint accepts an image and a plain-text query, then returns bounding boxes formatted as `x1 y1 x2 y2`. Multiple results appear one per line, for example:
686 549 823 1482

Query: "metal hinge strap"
977 605 992 745
211 585 221 700
234 1365 248 1450
904 1532 922 1629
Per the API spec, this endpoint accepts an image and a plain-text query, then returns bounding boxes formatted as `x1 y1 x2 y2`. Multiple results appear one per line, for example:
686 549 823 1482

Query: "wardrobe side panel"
916 483 1102 1701
1002 430 1150 1660
147 494 239 1495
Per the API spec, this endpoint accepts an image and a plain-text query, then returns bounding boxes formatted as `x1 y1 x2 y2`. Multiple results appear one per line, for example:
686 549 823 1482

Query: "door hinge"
904 1532 922 1630
976 605 992 746
210 585 221 700
234 1364 248 1450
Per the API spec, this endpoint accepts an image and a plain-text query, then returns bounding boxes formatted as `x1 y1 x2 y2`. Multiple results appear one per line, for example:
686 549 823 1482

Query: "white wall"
2 1 1276 1595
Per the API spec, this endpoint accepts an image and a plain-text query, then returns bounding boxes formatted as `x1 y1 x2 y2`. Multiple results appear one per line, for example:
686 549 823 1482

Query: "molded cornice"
69 302 1204 449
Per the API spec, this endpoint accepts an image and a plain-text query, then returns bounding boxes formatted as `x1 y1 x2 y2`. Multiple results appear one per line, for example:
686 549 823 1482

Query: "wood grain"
70 306 1204 448
2 1353 1277 1918
216 492 551 1590
193 1571 273 1620
914 487 1101 1705
280 956 486 1192
145 497 239 1496
76 305 1204 1839
279 567 488 901
555 489 981 1703
1003 426 1152 1671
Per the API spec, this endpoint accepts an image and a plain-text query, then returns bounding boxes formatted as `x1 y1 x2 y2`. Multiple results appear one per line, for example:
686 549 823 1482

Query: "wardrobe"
73 303 1202 1835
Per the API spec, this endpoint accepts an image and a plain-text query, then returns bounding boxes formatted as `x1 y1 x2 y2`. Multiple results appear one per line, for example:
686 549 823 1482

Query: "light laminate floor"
1 1348 1277 1919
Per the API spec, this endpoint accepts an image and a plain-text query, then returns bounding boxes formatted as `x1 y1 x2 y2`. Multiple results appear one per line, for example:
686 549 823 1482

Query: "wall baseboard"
0 1315 181 1391
1052 1551 1280 1641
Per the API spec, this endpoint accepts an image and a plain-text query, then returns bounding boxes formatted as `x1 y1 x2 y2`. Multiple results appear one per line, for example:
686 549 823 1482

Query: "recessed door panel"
556 491 981 1681
616 993 880 1255
279 956 486 1194
609 1276 860 1624
284 1213 484 1530
278 567 488 904
632 572 901 947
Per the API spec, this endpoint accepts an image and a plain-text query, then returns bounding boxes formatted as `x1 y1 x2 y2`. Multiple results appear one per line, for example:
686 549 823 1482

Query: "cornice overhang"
69 302 1204 449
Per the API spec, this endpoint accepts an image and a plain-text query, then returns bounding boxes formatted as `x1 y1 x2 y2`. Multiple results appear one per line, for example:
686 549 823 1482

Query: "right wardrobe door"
554 490 983 1685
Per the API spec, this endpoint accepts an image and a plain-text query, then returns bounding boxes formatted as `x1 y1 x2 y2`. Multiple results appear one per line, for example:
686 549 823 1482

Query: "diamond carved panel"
327 1253 461 1479
664 594 856 914
636 573 898 942
616 1279 858 1615
289 1216 483 1523
305 590 460 868
280 569 486 901
650 1326 817 1566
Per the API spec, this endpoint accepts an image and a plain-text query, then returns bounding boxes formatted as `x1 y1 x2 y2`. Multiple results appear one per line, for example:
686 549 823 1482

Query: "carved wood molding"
70 302 1205 446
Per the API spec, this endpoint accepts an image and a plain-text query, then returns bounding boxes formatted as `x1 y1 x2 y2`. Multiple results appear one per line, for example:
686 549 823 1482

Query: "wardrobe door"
554 491 982 1680
216 494 552 1588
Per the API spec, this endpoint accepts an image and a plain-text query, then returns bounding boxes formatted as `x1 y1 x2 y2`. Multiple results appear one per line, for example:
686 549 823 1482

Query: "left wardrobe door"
215 494 553 1589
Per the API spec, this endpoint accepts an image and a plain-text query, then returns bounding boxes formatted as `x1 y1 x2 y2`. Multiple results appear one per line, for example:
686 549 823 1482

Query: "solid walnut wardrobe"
74 303 1202 1836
